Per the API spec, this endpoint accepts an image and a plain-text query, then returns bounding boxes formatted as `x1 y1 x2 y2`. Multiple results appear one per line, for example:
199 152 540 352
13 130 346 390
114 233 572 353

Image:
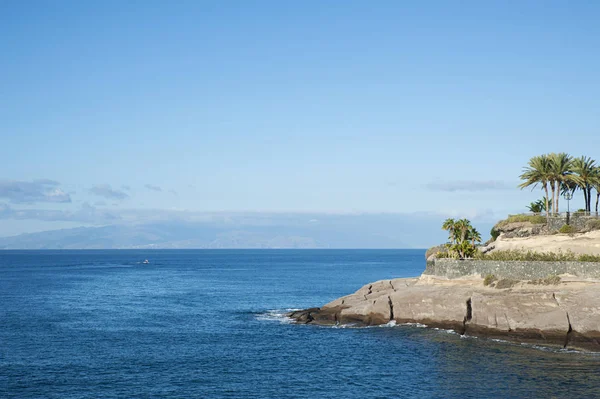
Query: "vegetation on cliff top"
519 153 600 217
473 249 600 262
495 214 547 228
441 218 481 259
437 248 600 262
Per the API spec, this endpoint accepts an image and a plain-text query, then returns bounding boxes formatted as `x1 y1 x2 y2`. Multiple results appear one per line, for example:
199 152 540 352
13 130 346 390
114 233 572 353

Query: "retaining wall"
547 214 599 231
425 258 600 280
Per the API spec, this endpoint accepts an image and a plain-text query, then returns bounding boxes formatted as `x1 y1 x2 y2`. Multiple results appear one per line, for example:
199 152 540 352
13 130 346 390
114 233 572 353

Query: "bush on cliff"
473 249 600 262
441 218 481 259
495 279 519 289
495 214 547 228
579 253 600 262
528 275 562 285
489 227 500 242
425 245 448 260
558 224 576 234
483 274 497 286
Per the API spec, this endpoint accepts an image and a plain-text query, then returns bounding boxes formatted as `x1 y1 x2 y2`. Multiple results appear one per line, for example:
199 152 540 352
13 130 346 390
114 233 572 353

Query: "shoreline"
288 274 600 351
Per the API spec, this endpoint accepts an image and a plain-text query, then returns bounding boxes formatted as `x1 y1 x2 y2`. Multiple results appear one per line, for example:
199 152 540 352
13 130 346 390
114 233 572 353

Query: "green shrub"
490 227 500 242
434 251 452 259
425 245 448 259
473 249 600 262
483 274 497 286
543 274 561 285
495 214 547 228
579 254 600 262
528 274 562 285
439 248 600 262
495 279 519 289
558 224 575 234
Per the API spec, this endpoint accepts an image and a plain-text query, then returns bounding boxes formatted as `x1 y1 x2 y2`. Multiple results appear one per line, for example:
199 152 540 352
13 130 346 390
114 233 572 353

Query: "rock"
469 291 568 344
554 290 600 346
288 276 600 351
479 244 495 254
494 222 548 239
425 245 447 260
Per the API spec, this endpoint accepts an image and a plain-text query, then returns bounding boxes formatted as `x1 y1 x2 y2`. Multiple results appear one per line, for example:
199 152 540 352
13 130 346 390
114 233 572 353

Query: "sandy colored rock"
289 275 600 350
490 230 600 255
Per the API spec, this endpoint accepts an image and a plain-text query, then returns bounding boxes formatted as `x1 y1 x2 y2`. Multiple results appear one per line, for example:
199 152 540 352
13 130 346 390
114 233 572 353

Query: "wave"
401 322 427 328
255 309 299 324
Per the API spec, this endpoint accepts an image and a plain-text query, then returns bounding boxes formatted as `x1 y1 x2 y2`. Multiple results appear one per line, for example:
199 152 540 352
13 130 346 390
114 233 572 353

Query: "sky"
1 1 599 238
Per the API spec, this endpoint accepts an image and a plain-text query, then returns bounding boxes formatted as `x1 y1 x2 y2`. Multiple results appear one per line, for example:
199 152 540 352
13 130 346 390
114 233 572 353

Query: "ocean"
1 249 599 398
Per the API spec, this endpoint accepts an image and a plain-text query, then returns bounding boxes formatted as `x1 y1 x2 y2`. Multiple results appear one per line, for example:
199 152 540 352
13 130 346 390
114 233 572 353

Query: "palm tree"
527 197 551 214
519 154 552 223
548 152 573 213
571 156 597 212
455 218 472 245
441 218 480 259
442 218 457 244
469 228 482 247
591 166 600 214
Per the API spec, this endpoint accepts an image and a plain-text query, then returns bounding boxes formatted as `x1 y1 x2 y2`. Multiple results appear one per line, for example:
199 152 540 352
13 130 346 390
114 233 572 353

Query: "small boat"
142 259 150 264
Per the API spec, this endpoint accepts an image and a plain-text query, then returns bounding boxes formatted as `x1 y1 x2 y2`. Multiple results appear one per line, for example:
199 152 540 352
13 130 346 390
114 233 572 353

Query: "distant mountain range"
0 213 494 249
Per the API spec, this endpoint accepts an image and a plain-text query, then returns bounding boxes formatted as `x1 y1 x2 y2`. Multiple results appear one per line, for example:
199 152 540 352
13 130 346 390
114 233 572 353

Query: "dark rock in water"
289 308 319 324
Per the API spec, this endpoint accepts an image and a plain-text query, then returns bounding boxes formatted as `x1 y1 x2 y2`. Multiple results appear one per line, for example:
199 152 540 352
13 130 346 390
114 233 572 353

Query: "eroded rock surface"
288 276 600 350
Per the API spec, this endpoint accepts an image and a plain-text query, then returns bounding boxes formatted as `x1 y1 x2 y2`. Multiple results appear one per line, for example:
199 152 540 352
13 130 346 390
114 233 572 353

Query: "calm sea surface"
1 249 599 398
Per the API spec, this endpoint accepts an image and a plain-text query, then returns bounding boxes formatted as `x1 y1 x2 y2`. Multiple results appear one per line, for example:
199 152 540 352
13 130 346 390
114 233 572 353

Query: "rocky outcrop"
424 245 448 261
495 221 549 238
288 276 600 351
488 229 600 256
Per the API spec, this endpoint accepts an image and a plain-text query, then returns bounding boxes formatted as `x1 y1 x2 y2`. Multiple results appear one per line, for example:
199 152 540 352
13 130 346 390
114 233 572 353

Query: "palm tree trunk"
550 183 556 215
583 186 589 212
596 192 599 215
544 183 550 224
555 181 560 213
588 186 593 213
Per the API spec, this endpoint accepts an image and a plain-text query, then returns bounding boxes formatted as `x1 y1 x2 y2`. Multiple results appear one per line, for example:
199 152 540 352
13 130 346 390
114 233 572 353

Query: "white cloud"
0 179 71 203
90 184 129 200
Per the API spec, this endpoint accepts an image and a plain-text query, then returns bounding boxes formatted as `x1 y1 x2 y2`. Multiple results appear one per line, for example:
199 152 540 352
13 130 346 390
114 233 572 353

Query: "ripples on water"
1 249 599 398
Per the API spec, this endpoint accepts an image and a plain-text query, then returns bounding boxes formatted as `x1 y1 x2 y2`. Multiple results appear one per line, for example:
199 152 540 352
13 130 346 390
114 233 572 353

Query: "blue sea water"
1 249 599 399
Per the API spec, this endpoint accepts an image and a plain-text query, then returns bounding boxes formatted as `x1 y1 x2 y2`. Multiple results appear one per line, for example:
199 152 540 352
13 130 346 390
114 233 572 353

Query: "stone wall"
425 258 600 280
547 214 599 231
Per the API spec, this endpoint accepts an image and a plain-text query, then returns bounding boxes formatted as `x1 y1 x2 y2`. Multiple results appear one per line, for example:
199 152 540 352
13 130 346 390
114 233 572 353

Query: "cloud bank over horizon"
0 179 71 204
0 174 530 248
425 180 514 192
0 200 498 249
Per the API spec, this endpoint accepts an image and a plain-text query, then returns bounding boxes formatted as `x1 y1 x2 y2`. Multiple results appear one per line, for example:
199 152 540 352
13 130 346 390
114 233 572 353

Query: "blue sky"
1 1 599 238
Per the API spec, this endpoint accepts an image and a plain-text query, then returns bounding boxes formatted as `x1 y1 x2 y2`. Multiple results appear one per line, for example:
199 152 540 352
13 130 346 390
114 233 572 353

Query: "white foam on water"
255 309 299 324
489 338 596 354
432 327 458 335
401 322 427 328
332 323 350 329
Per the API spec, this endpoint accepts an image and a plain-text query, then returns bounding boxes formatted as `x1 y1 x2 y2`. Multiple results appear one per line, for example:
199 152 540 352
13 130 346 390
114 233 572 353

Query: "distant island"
289 153 600 351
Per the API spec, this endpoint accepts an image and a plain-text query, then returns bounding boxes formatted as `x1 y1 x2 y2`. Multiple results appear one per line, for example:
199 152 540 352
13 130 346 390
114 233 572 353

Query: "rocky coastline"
288 273 600 351
289 218 600 350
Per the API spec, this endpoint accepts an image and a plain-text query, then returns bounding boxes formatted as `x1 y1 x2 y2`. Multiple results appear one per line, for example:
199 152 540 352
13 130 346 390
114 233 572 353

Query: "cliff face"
288 275 600 351
487 229 600 255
